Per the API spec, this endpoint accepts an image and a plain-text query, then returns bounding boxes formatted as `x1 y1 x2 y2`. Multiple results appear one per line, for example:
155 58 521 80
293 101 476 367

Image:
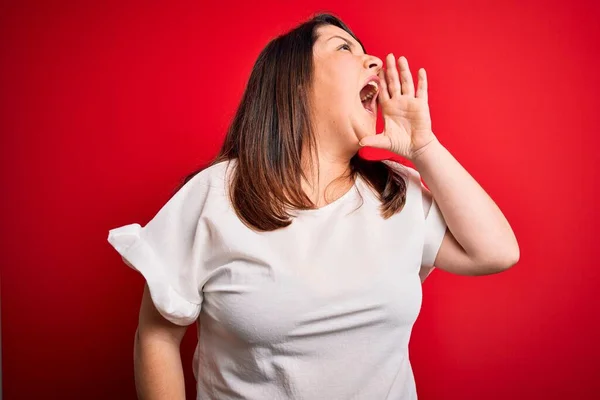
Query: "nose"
364 54 383 74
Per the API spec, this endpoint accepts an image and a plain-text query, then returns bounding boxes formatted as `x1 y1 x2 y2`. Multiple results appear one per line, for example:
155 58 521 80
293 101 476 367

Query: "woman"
108 13 519 400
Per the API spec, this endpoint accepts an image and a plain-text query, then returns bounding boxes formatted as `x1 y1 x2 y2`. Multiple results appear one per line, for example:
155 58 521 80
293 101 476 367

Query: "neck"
300 142 356 208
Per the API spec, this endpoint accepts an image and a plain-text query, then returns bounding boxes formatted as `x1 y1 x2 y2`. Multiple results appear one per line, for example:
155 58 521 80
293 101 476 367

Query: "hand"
359 54 438 161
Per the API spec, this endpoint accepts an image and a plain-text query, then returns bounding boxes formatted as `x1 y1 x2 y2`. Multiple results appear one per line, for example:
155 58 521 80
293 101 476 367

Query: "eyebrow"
327 35 356 49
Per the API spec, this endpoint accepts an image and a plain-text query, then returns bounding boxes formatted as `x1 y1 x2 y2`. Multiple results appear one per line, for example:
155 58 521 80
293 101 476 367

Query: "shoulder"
159 159 236 220
177 159 235 198
380 159 421 186
380 159 430 215
184 159 234 188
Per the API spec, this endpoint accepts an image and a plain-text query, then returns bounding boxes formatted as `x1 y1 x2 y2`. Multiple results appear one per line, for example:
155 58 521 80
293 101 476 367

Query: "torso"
189 159 426 399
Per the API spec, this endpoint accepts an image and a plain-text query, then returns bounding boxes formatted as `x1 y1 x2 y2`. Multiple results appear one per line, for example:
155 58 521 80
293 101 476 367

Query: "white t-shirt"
107 158 447 399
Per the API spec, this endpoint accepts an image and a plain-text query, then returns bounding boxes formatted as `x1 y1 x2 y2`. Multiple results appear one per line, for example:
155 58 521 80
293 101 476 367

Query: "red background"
1 0 599 399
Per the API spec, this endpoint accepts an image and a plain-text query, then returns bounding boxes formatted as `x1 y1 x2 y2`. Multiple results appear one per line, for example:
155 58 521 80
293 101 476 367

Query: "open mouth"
359 81 379 115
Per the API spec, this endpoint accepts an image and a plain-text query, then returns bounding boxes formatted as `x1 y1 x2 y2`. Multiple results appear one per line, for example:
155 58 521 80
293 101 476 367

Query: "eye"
339 43 351 51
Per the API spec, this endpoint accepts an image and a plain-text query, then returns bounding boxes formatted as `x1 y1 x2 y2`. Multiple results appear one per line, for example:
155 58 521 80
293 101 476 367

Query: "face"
309 25 383 153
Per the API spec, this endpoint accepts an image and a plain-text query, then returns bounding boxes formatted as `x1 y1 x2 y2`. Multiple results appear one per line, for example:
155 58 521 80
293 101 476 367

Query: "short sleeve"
416 173 447 268
107 172 212 326
385 160 447 268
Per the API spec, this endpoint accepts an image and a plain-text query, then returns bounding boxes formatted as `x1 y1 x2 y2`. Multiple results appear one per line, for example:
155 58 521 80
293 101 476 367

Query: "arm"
413 138 520 275
360 54 519 276
134 283 189 400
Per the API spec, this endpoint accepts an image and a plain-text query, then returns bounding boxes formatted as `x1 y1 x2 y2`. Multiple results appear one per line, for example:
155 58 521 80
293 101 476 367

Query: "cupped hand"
359 54 438 161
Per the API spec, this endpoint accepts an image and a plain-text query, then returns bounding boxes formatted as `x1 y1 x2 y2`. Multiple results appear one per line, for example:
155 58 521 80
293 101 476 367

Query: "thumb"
359 133 391 150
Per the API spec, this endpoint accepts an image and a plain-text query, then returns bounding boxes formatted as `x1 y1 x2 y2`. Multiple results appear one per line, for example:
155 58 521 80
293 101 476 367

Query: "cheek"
312 67 358 116
330 80 358 114
318 65 354 96
314 84 354 117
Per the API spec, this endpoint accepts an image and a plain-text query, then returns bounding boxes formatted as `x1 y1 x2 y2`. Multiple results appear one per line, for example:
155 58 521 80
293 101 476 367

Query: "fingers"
385 53 401 98
359 132 392 150
378 69 390 102
416 68 428 101
381 54 427 100
398 56 415 96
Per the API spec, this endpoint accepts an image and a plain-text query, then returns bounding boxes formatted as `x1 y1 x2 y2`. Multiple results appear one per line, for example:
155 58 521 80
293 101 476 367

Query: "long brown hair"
181 13 408 231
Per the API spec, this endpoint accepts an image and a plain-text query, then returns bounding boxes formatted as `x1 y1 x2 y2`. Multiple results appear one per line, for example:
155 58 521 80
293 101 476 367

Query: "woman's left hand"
359 54 438 161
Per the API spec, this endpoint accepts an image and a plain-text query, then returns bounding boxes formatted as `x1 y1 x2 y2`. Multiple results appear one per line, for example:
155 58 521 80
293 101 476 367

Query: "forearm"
134 330 187 400
412 135 520 267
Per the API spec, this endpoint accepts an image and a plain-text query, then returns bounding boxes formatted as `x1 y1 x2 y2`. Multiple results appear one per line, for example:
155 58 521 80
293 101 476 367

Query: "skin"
132 21 519 400
134 283 187 400
302 25 383 207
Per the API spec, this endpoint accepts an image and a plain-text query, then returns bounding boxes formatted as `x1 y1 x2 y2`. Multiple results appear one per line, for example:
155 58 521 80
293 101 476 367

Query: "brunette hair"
181 13 408 231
